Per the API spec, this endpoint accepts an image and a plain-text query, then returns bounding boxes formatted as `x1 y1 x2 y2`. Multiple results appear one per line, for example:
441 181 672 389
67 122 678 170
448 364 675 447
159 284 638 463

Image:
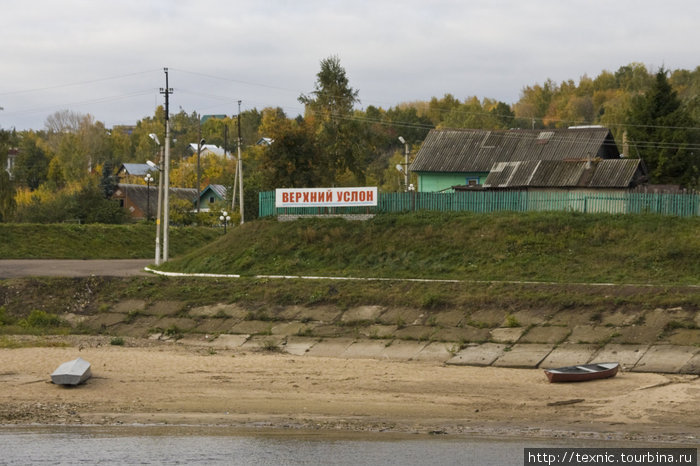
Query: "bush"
110 336 125 346
21 310 62 328
0 306 16 326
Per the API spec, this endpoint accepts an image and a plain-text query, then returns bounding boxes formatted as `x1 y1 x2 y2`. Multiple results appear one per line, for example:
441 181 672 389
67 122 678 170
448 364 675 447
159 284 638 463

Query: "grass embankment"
159 211 700 286
0 224 220 259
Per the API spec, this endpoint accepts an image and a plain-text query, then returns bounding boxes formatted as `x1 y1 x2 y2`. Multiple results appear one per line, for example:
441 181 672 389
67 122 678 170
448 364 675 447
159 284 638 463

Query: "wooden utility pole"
160 67 173 262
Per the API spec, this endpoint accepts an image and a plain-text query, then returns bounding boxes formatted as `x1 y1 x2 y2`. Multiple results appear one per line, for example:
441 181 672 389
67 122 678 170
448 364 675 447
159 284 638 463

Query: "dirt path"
0 260 152 278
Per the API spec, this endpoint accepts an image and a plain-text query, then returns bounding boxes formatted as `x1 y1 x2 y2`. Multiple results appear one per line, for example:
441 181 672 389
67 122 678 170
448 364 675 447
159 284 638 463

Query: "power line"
0 70 160 97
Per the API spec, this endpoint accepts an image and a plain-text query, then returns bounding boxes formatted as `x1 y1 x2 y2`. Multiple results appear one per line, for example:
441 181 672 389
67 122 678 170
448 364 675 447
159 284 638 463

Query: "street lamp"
398 136 409 192
196 138 205 213
219 211 231 234
147 133 163 265
144 173 154 220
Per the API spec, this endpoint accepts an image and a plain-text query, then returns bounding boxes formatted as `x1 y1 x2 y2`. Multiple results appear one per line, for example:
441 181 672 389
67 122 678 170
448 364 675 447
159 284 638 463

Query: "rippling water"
0 426 673 465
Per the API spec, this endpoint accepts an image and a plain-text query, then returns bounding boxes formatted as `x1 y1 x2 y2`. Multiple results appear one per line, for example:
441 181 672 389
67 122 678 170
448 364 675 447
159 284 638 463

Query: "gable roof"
200 184 227 199
188 144 226 157
113 184 198 215
117 163 153 177
483 159 645 189
411 127 621 173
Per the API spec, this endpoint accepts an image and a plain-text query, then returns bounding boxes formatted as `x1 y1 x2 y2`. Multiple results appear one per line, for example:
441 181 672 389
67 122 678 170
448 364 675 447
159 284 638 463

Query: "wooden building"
410 127 622 192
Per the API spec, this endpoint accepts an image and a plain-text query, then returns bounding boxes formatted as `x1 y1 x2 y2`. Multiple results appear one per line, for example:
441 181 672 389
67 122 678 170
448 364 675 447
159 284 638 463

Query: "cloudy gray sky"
2 0 698 130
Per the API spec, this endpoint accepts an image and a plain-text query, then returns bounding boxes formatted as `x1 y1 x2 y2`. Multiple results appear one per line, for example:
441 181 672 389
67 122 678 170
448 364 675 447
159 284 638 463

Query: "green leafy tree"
0 130 16 221
299 55 368 185
257 109 320 189
14 132 50 190
626 68 698 186
100 160 118 198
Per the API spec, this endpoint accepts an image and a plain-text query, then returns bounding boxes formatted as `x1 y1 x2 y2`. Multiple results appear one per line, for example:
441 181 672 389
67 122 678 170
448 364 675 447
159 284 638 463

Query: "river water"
0 425 679 465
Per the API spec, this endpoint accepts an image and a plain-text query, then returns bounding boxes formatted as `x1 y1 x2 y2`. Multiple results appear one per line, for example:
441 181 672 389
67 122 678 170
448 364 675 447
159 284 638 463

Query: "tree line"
1 58 698 223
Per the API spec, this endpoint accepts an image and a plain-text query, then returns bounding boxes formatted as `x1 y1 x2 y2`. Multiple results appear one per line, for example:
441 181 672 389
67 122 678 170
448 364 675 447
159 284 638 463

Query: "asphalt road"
0 259 153 278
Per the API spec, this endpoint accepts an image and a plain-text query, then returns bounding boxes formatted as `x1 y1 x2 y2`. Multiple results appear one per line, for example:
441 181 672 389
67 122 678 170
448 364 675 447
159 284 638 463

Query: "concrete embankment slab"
305 338 355 357
282 337 318 356
341 306 385 323
341 340 391 359
212 334 250 349
240 335 285 350
413 342 453 361
493 344 552 368
631 345 698 373
593 344 649 370
539 344 600 368
680 353 700 374
446 343 507 366
489 328 525 344
379 340 427 360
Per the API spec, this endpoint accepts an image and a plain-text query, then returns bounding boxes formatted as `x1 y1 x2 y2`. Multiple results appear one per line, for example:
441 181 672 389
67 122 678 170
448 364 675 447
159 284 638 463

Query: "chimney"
622 131 629 158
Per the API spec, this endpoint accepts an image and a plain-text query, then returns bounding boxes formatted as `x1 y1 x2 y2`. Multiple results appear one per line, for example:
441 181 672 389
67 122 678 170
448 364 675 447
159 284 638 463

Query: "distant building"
116 163 155 185
196 184 228 212
188 143 226 157
112 184 197 220
411 127 623 192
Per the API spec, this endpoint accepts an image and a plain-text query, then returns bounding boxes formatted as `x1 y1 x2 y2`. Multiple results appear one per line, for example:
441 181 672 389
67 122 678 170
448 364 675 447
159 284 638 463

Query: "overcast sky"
2 0 699 130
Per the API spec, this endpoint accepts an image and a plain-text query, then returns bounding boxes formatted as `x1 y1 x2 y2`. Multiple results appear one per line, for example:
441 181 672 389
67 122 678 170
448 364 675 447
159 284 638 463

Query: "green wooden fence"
259 191 700 218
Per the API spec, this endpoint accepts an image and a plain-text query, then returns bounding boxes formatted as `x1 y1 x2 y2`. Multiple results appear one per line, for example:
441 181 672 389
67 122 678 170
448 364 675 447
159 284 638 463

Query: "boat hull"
51 357 92 386
544 362 619 383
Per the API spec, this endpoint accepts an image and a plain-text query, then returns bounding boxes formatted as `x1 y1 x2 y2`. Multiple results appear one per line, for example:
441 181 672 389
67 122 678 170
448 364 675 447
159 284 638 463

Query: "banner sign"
275 187 378 208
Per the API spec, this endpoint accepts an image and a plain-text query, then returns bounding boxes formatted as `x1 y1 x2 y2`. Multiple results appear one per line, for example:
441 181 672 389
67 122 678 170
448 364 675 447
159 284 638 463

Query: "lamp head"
398 136 406 144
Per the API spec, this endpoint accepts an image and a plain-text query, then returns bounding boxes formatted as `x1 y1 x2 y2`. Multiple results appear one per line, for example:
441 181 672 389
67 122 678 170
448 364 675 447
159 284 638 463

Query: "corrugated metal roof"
589 159 643 187
411 127 620 173
118 163 153 176
482 159 643 189
115 184 198 214
201 184 227 199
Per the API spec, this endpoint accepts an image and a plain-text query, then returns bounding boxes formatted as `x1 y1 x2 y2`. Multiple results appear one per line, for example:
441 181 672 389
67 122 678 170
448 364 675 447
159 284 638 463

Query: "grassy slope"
0 224 220 259
158 211 700 286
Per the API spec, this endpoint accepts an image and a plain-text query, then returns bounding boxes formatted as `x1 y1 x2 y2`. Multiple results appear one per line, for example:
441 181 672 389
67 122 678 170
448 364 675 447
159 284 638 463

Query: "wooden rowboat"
544 362 619 383
51 357 92 386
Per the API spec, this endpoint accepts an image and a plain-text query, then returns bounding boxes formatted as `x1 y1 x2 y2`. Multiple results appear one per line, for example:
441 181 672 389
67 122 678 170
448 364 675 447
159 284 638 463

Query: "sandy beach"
1 340 698 444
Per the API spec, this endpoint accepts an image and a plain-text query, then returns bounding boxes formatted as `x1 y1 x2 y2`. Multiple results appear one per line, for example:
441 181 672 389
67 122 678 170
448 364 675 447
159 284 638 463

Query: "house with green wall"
410 127 622 192
196 184 228 212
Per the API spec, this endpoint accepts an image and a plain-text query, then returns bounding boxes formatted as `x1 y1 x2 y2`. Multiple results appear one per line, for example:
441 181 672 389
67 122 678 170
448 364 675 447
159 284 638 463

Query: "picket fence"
258 190 700 218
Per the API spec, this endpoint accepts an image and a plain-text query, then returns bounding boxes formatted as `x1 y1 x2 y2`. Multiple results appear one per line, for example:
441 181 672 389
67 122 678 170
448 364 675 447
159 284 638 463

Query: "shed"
411 127 621 192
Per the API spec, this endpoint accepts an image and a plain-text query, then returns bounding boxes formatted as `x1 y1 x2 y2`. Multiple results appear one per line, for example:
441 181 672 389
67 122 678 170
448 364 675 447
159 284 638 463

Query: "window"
209 196 215 204
466 177 479 186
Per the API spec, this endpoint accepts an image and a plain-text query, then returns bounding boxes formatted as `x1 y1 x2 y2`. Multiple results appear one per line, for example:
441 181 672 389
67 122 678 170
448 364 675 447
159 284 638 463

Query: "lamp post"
398 136 409 192
219 211 231 234
148 134 163 266
196 138 205 213
144 173 154 220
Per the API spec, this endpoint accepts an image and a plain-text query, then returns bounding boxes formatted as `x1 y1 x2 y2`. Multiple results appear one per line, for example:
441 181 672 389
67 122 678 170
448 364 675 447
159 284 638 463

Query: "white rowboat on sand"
50 357 92 386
